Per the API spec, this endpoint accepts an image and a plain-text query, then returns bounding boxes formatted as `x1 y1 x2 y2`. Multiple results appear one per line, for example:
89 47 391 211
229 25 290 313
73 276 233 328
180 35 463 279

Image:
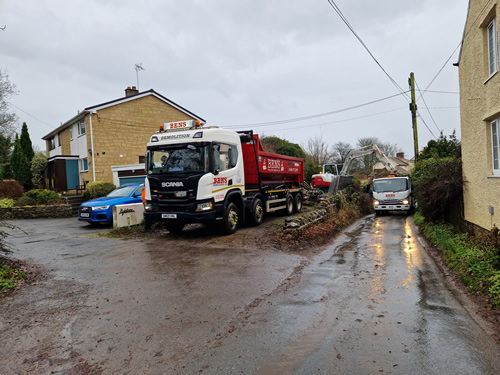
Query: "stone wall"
0 205 73 220
282 200 338 237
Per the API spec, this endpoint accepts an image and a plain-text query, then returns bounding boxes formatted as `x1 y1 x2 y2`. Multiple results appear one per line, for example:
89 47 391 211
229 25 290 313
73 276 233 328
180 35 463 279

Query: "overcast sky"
1 0 467 158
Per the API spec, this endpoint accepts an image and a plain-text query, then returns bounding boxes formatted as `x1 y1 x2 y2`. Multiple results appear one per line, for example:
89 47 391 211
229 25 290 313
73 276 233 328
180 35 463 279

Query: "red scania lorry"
143 120 304 234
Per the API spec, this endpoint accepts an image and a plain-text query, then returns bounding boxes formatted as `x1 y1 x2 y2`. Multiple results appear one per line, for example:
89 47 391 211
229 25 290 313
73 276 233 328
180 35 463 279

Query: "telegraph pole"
409 72 419 161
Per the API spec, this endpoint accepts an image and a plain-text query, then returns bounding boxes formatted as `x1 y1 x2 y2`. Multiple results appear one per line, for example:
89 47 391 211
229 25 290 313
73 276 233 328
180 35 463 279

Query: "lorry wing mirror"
214 168 219 176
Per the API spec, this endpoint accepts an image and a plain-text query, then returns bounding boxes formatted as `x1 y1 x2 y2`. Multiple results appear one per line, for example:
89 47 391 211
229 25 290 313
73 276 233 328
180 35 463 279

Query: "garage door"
119 176 146 186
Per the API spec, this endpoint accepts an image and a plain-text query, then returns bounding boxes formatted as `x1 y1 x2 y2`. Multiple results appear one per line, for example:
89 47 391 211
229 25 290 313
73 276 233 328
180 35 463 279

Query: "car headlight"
196 201 214 212
94 205 110 210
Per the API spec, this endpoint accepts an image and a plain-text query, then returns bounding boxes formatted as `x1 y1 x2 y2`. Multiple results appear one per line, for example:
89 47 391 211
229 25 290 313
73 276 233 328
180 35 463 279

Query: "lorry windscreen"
373 178 408 193
147 144 209 175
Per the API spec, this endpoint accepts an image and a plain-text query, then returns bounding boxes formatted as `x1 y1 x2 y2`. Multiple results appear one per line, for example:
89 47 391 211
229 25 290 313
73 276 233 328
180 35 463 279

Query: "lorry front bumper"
374 204 411 211
144 201 224 224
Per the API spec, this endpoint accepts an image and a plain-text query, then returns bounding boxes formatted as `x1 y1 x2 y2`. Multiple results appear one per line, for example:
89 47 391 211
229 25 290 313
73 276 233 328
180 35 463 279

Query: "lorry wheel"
222 202 239 235
249 197 264 226
285 195 294 215
294 193 303 213
165 222 185 234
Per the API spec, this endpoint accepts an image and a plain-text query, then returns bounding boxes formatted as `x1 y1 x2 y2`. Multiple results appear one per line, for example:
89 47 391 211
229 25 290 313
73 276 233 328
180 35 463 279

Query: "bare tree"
0 69 18 136
331 141 352 164
355 137 400 172
302 135 332 166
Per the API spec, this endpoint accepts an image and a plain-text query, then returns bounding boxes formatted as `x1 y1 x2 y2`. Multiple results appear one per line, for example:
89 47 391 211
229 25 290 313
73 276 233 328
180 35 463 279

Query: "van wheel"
294 193 303 213
249 197 264 226
285 195 294 215
222 202 239 235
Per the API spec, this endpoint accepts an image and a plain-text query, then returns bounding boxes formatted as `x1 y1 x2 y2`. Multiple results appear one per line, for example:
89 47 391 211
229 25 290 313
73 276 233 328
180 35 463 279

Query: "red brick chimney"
125 86 139 97
396 152 405 159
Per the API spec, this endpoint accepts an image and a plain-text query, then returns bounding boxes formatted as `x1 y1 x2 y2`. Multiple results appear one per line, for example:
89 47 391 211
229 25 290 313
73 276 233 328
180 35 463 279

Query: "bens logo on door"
162 181 184 188
213 177 228 186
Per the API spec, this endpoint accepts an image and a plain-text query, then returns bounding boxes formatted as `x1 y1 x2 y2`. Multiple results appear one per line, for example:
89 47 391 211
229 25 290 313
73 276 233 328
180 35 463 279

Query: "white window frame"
57 133 61 147
69 125 73 140
78 119 86 136
487 18 498 77
49 137 55 150
492 119 500 175
80 157 89 172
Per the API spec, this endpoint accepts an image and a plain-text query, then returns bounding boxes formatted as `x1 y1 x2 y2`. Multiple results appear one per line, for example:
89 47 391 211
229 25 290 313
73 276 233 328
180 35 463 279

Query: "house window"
50 137 55 150
57 133 61 147
78 119 86 136
81 158 89 172
69 125 73 140
492 119 500 175
487 19 498 76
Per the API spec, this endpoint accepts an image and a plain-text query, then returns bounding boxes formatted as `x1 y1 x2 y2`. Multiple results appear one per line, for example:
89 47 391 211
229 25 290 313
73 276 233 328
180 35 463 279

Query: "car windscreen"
147 144 209 175
107 186 137 198
373 178 408 193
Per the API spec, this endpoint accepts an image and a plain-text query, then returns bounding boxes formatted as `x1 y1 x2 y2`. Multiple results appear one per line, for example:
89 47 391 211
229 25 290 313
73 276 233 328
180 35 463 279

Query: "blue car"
78 183 144 224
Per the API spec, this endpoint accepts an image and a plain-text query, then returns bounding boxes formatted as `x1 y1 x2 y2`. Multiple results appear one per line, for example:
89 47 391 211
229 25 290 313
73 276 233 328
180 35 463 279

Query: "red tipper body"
240 133 304 188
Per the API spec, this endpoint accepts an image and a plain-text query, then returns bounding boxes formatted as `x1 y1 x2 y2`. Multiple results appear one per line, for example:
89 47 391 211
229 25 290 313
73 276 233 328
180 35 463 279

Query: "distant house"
42 87 205 192
456 0 500 232
372 152 414 177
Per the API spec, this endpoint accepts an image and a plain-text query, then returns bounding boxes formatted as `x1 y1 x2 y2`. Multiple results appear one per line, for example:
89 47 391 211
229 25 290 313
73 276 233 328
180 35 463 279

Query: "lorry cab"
144 121 245 233
372 176 413 215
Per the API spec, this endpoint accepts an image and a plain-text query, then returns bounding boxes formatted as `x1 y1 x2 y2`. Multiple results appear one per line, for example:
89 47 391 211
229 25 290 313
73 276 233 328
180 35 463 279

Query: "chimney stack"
396 152 405 159
125 86 139 97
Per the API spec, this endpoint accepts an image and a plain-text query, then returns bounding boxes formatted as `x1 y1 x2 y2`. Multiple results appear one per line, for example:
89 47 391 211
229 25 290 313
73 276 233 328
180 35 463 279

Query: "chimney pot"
125 86 139 97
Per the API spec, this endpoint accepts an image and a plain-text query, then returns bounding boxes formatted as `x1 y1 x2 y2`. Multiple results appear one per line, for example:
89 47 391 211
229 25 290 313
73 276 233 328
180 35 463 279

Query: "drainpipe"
89 110 96 182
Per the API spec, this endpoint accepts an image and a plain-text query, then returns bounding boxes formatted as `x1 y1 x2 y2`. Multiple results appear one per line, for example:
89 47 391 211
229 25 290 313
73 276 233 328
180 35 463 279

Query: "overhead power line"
326 0 410 101
415 79 442 135
7 101 56 129
224 91 409 128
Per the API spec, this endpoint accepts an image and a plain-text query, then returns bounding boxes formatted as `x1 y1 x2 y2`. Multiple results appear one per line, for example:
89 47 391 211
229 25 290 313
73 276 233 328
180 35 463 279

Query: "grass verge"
0 258 25 293
414 211 500 308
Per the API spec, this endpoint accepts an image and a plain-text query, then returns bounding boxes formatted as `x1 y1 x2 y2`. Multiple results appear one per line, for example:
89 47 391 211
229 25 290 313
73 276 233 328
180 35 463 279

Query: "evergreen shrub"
87 182 116 198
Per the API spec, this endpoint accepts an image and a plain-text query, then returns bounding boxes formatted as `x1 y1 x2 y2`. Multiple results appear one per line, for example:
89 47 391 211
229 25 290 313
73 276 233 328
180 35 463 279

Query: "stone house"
42 87 205 192
456 0 500 232
372 152 414 177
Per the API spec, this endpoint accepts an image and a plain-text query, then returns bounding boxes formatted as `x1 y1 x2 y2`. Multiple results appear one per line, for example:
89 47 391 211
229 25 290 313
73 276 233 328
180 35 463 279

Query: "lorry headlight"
144 202 153 212
373 200 380 206
403 199 409 205
196 201 214 212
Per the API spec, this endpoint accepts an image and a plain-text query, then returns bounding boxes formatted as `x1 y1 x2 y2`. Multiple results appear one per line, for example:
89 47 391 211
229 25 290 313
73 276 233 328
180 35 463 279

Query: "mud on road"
0 215 314 374
1 213 499 374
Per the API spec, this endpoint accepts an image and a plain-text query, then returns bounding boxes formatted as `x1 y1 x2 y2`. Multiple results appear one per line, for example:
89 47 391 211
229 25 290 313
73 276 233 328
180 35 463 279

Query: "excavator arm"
328 145 398 195
339 144 397 176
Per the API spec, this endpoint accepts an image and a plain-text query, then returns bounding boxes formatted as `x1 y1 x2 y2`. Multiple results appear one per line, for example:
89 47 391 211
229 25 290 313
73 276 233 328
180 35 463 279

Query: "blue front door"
65 160 80 189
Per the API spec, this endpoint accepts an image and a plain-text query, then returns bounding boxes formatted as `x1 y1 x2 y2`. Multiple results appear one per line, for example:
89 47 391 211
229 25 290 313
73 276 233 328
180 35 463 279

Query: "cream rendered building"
458 0 500 231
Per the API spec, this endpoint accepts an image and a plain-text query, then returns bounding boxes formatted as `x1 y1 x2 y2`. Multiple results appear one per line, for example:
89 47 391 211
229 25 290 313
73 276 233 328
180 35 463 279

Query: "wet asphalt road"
0 215 499 374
